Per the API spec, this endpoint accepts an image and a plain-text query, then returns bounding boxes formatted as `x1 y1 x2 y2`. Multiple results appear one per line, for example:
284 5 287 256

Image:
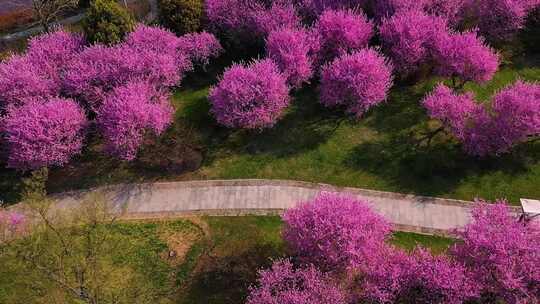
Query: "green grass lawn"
0 216 456 304
174 55 540 204
1 54 539 205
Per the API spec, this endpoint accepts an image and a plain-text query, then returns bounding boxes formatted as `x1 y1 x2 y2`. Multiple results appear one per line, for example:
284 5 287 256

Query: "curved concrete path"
50 179 522 235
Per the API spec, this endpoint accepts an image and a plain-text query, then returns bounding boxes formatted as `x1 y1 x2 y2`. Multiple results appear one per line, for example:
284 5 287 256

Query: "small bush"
83 0 135 45
158 0 203 35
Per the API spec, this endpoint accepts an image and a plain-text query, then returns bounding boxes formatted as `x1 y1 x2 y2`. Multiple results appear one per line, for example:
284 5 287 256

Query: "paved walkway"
51 179 523 235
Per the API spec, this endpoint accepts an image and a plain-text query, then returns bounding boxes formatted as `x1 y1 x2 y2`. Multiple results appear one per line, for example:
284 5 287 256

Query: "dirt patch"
160 230 200 266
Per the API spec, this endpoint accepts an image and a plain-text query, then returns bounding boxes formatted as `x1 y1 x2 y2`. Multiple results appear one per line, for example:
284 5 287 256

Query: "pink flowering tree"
461 0 540 43
282 192 392 272
266 28 315 88
204 0 264 37
249 3 302 38
64 25 221 111
433 30 499 86
425 0 466 26
177 31 223 65
0 29 83 108
450 200 540 303
359 245 479 304
423 81 540 157
379 10 448 75
0 56 59 108
62 45 171 110
0 25 214 169
63 43 186 111
1 98 87 171
246 259 347 304
25 29 85 81
123 24 184 59
372 0 428 19
96 81 173 161
422 83 479 141
319 49 393 118
209 59 290 129
314 9 373 64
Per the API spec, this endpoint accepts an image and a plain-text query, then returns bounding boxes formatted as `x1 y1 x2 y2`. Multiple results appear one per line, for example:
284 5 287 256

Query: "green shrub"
158 0 203 35
83 0 135 45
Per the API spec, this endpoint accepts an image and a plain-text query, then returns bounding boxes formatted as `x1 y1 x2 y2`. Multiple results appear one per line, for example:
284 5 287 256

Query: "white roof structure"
520 198 540 215
520 198 540 221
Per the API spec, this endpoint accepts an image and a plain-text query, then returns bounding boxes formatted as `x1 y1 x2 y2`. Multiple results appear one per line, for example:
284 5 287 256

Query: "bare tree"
31 0 79 32
1 193 158 304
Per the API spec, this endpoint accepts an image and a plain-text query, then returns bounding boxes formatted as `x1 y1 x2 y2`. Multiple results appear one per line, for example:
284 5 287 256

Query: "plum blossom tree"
293 0 365 18
25 28 85 81
372 0 428 19
422 83 479 139
96 81 174 161
450 200 540 303
249 3 302 38
461 0 540 43
0 56 59 108
319 49 393 118
2 98 87 170
204 0 264 38
209 59 290 129
266 28 314 88
360 245 479 304
125 25 222 67
62 43 185 110
379 10 448 74
314 8 373 63
246 259 347 304
123 24 184 59
0 29 83 108
177 31 223 65
372 0 466 23
282 192 392 272
0 25 216 169
433 30 499 85
423 81 540 157
425 0 466 26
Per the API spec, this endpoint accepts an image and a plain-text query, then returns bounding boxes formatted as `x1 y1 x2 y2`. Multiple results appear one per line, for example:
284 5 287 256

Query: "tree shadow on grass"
213 86 351 158
179 244 283 304
363 85 431 134
0 167 23 205
344 131 538 197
